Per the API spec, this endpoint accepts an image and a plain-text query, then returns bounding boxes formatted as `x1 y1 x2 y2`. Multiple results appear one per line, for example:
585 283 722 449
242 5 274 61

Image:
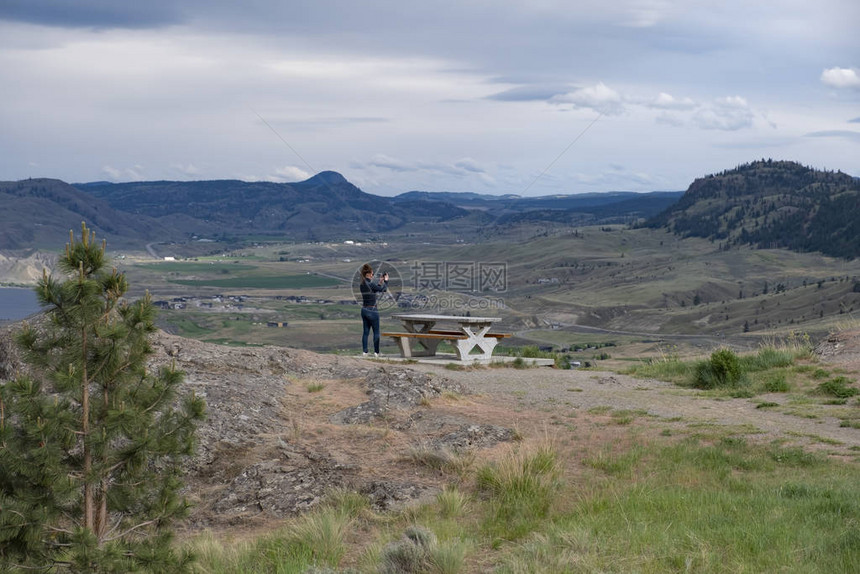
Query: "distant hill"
0 178 180 250
1 171 683 251
394 190 524 205
645 160 860 258
74 172 470 242
395 189 684 223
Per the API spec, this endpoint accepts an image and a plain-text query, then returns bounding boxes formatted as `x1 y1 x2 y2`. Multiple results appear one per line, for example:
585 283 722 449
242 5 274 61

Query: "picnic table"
383 313 510 361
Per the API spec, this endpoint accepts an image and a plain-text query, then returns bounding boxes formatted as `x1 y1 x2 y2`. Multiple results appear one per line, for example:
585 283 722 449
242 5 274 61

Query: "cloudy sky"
1 1 858 196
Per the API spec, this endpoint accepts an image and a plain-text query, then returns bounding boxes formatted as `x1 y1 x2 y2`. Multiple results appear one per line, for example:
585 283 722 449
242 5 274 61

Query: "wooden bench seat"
381 331 466 358
381 330 511 360
426 330 511 339
381 331 467 340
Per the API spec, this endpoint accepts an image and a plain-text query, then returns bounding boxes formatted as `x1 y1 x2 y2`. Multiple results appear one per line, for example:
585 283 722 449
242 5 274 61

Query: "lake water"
0 287 41 321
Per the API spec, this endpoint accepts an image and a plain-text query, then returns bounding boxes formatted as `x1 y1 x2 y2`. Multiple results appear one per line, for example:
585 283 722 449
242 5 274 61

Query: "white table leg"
454 323 498 361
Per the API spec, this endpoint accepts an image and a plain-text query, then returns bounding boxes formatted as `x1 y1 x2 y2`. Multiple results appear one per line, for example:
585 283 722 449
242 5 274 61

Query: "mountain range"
0 172 682 251
1 160 858 258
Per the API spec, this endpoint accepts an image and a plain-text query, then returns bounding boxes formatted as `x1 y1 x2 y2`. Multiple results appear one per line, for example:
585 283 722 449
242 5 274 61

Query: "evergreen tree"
0 223 205 572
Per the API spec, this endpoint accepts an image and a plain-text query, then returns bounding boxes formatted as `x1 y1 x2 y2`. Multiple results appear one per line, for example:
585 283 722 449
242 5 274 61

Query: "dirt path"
404 363 860 456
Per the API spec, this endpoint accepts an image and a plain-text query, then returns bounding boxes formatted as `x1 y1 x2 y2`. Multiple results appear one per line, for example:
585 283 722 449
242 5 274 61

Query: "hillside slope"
0 179 182 250
645 160 860 258
75 172 470 241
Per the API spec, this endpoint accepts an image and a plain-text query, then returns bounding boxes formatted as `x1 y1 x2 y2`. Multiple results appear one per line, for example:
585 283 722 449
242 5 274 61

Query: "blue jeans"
361 307 380 353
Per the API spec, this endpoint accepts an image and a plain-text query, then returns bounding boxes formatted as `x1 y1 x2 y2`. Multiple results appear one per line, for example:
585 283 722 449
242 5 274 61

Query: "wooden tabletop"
391 313 502 323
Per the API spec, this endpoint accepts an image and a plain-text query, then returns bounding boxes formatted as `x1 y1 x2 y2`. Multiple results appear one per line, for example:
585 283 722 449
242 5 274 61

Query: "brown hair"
360 263 373 277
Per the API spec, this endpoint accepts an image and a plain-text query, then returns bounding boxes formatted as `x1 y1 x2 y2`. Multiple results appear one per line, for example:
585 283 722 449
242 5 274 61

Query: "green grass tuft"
816 376 860 398
286 507 352 567
762 374 791 393
476 444 561 540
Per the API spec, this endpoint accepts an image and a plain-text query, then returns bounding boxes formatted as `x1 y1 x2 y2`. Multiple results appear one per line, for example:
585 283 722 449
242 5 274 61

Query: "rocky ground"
1 326 858 533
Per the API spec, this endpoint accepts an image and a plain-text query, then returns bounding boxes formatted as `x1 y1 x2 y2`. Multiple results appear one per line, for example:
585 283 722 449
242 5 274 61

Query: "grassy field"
185 436 860 573
169 275 340 289
135 262 259 273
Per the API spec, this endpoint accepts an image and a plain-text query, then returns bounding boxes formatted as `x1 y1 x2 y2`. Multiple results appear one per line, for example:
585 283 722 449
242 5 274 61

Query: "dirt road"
405 362 860 456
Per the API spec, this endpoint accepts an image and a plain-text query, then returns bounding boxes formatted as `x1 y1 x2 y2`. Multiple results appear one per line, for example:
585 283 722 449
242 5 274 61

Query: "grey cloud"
274 117 390 131
486 84 573 102
804 130 860 143
367 155 417 173
360 155 487 178
691 97 754 131
0 1 660 82
655 112 686 127
453 159 486 173
850 117 860 123
0 0 184 28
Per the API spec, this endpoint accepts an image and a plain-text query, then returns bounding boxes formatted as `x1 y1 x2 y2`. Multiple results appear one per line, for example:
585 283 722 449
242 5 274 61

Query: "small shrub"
756 402 779 409
380 527 437 574
694 348 744 389
428 540 468 574
307 382 325 393
512 357 527 369
380 538 427 574
762 375 790 393
816 376 859 398
519 345 541 358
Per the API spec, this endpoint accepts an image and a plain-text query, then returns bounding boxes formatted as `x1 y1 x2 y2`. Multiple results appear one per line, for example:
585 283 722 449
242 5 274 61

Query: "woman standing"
359 263 388 357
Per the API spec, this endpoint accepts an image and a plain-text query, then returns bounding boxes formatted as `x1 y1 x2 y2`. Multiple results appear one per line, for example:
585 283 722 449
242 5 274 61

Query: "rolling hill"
0 172 687 251
0 178 181 250
74 172 471 241
394 189 683 224
645 160 860 258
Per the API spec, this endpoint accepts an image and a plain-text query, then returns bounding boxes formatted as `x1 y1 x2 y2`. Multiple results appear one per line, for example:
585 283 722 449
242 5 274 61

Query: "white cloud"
649 92 696 110
171 163 201 177
691 96 754 131
272 166 311 182
619 0 679 28
101 164 144 181
551 82 625 115
821 67 860 89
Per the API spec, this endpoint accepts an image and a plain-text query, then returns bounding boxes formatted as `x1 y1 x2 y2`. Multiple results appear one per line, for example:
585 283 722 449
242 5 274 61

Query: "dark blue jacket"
360 278 387 307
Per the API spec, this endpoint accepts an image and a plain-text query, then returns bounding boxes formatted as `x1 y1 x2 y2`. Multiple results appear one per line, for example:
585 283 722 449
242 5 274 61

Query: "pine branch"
103 518 160 542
